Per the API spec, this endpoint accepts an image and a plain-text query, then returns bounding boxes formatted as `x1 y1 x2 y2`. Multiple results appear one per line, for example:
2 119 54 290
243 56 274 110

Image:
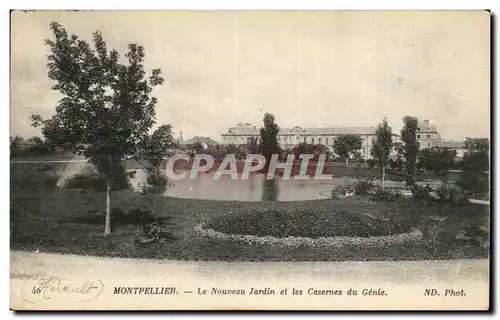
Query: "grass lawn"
10 173 489 262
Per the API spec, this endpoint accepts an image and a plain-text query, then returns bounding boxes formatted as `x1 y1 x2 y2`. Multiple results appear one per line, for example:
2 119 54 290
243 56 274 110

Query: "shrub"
331 185 355 199
353 179 374 196
411 184 434 200
65 173 100 190
65 172 131 191
11 171 58 190
128 208 155 225
436 184 468 203
370 187 402 201
136 222 176 245
456 172 489 200
367 159 376 168
146 172 168 187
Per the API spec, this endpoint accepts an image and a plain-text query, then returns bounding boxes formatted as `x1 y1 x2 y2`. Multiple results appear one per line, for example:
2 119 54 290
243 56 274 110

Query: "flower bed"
205 206 414 238
194 223 423 248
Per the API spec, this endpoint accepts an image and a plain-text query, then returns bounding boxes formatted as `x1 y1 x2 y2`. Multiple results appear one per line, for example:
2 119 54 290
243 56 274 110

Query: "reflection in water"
262 179 279 201
163 170 345 202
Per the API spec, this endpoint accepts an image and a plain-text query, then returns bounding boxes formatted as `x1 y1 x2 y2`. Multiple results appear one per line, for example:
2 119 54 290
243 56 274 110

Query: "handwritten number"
32 287 41 294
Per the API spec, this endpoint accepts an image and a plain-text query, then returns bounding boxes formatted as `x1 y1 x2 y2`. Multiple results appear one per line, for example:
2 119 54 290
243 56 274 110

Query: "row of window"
222 136 333 144
418 134 432 139
223 135 434 145
223 135 388 145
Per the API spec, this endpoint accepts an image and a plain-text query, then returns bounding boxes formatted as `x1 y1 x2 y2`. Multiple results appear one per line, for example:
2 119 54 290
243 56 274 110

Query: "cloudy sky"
11 10 490 142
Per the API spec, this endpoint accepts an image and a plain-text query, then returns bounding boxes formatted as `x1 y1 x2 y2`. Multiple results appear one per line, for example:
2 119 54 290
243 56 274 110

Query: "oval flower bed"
195 207 423 248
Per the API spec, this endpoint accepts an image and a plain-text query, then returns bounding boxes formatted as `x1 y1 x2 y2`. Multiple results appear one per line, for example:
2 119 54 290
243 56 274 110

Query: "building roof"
418 119 438 133
180 136 220 146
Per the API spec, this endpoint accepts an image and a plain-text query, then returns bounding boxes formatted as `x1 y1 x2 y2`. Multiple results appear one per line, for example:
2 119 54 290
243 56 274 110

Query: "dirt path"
10 251 489 310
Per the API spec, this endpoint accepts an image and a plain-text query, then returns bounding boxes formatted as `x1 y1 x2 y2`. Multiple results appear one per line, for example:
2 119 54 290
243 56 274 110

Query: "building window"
326 138 329 145
417 135 420 139
319 138 322 145
312 138 315 144
426 134 430 139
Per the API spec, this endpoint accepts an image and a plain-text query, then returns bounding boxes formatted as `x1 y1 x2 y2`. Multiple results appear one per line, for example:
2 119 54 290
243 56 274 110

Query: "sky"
10 10 490 142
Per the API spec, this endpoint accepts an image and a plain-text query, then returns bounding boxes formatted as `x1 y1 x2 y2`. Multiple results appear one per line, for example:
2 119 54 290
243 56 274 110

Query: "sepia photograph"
9 10 491 310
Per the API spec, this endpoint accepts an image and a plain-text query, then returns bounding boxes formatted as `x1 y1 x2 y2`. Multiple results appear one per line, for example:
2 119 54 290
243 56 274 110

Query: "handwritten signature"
20 272 104 304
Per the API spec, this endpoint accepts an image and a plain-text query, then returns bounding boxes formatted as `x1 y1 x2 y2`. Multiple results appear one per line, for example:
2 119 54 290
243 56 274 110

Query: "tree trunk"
104 180 111 236
382 164 386 189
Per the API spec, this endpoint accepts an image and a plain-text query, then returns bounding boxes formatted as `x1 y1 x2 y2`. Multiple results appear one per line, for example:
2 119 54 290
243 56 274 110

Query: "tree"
10 135 25 157
224 143 241 155
190 142 205 154
332 134 362 167
418 147 457 182
400 116 420 187
292 142 309 158
370 118 393 188
27 136 49 155
137 124 176 174
292 143 329 161
31 22 164 236
464 137 489 154
246 136 261 154
260 113 280 173
457 138 489 198
391 142 405 171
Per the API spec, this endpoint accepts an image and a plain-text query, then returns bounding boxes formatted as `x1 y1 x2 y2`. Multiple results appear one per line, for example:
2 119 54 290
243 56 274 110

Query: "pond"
161 170 348 202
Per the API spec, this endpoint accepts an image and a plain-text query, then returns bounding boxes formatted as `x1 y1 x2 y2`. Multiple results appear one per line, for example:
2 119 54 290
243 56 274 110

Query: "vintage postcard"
10 10 490 310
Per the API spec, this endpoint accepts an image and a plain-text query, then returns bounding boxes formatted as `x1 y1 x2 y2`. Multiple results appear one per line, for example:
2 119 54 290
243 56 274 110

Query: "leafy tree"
370 118 393 188
246 136 261 154
292 143 329 161
191 142 205 154
391 141 405 170
27 136 43 145
418 147 457 182
260 113 280 172
205 144 228 159
292 142 309 158
224 143 241 155
457 138 489 198
464 137 489 155
27 136 48 155
31 22 164 236
332 134 362 167
10 135 25 157
137 125 176 188
400 116 420 187
137 124 176 172
351 150 363 162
